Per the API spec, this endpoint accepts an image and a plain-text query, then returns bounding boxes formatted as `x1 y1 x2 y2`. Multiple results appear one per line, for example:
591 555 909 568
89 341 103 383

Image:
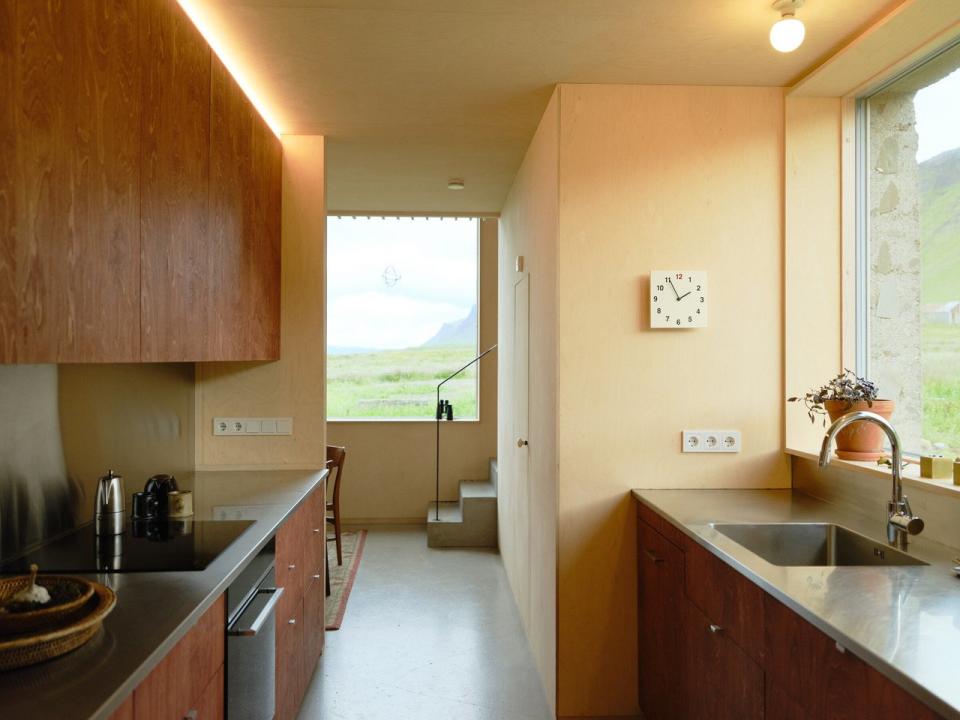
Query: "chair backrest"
326 445 346 506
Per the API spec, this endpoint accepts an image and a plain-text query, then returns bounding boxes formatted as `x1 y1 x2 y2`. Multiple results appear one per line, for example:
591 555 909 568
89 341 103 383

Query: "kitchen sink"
712 523 928 567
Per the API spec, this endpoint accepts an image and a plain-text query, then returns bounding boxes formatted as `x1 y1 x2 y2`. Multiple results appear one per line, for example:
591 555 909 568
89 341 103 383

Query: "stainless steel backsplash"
0 363 195 560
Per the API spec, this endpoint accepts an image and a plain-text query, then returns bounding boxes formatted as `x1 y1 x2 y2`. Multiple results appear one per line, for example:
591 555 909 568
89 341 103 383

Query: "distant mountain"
421 305 477 347
919 148 960 304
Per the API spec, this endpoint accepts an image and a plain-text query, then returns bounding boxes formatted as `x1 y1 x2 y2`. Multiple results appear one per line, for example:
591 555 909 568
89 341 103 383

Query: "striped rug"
325 529 367 631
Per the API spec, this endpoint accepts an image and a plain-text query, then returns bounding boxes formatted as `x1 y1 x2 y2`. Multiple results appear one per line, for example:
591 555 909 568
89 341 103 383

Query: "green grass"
328 344 479 419
922 323 960 454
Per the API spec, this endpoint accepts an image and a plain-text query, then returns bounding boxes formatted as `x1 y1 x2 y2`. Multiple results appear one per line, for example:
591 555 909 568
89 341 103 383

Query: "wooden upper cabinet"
139 0 211 362
3 0 141 363
208 54 281 361
0 0 281 364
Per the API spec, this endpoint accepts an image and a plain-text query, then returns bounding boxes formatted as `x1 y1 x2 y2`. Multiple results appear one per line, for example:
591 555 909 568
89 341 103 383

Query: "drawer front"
637 500 686 549
764 594 944 719
276 504 306 604
276 595 305 720
683 537 764 663
683 599 763 720
304 484 326 588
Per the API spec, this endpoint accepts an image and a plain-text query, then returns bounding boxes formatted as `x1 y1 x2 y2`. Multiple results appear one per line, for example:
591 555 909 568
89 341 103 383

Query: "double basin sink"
713 523 928 567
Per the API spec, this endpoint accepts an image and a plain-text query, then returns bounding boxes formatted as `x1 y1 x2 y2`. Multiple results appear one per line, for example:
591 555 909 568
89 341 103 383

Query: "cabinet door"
208 53 281 361
193 665 224 720
303 579 324 687
6 0 141 362
637 519 685 720
683 599 763 720
276 594 304 720
139 0 212 361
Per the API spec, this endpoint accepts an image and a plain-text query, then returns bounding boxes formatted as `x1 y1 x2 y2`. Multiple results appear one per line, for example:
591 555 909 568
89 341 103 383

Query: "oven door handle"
227 587 284 637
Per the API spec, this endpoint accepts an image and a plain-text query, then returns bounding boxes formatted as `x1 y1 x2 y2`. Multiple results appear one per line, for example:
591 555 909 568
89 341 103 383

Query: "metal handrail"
434 345 497 521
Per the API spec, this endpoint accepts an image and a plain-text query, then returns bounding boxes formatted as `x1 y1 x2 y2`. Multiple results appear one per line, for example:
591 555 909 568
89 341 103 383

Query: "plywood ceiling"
187 0 903 213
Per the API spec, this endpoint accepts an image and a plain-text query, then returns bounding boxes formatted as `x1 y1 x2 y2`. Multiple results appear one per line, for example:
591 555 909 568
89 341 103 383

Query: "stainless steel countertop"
0 468 327 720
633 488 960 720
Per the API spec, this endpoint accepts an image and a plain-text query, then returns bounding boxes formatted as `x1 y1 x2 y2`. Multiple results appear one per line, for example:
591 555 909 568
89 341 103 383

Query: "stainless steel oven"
226 546 283 720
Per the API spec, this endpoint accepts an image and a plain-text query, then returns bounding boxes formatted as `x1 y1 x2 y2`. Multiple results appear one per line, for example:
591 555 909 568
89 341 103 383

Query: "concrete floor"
298 526 553 720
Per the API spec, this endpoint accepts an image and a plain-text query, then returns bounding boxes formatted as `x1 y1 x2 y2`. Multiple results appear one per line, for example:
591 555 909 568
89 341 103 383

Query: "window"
326 216 480 420
859 41 960 455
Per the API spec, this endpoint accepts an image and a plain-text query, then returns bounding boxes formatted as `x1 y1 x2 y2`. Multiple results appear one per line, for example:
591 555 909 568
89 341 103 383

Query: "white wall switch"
682 430 741 453
213 417 294 436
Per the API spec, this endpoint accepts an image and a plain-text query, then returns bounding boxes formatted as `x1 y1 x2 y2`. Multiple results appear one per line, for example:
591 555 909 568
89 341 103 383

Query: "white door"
513 274 530 587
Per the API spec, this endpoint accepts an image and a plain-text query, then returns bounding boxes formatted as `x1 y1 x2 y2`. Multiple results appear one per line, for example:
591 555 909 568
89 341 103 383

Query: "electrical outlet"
213 418 294 436
682 430 741 453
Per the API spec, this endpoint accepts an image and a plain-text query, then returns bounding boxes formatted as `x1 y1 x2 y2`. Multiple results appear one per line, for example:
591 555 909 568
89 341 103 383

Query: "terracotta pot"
823 399 895 461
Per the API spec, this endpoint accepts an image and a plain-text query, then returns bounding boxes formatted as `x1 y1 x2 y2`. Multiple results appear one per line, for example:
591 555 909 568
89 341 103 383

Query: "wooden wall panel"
0 1 15 361
209 54 281 361
139 0 211 362
12 0 140 362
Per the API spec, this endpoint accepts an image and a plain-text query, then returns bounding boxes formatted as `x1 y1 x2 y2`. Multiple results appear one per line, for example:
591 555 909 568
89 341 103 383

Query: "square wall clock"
650 271 708 328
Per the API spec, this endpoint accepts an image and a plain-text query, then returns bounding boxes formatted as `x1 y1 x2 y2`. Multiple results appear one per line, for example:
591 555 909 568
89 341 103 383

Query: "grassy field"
328 344 479 419
922 323 960 454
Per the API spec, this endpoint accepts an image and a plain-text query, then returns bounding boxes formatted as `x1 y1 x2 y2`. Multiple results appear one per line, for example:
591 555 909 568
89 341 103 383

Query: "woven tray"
0 568 96 636
0 582 116 672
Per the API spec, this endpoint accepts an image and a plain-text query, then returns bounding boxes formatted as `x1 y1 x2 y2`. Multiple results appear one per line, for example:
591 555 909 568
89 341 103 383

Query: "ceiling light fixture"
447 179 465 191
770 0 806 54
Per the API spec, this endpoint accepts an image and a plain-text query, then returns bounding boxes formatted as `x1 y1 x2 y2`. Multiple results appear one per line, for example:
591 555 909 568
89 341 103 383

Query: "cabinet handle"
835 641 846 654
184 712 198 720
708 624 724 634
313 528 321 534
312 574 321 580
288 618 297 625
643 548 664 565
288 564 296 570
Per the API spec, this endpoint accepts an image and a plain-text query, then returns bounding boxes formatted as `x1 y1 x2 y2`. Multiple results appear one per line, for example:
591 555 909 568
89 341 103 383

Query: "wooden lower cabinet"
129 596 225 720
636 501 945 720
683 599 763 720
275 480 326 719
637 520 685 719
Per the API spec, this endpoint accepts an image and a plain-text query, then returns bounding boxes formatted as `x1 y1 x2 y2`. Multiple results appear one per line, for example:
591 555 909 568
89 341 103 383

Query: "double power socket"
682 430 741 453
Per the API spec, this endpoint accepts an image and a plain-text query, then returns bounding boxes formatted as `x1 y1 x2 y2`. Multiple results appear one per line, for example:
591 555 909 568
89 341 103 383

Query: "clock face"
650 271 708 328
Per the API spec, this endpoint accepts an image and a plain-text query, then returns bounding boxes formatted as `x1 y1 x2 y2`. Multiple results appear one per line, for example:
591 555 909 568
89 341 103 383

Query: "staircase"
427 459 498 548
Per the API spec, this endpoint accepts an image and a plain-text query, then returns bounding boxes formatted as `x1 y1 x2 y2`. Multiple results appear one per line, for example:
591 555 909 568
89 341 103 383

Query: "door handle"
708 624 724 634
517 438 528 448
227 587 285 637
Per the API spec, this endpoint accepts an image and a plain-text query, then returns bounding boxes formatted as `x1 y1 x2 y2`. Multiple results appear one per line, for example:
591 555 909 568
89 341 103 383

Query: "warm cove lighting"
176 0 283 137
770 0 806 53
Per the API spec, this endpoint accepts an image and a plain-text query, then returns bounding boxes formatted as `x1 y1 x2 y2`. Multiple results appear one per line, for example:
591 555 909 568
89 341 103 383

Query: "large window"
327 216 480 420
860 41 960 455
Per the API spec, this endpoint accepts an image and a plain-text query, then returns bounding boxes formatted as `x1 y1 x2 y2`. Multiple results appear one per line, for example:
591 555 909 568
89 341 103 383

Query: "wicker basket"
0 581 116 671
0 566 96 636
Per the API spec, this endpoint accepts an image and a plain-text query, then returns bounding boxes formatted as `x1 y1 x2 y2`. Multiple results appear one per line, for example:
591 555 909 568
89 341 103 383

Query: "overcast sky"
914 66 960 162
327 216 478 350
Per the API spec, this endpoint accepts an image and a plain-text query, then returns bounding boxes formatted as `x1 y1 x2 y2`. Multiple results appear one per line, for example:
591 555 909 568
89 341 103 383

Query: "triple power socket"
682 430 741 453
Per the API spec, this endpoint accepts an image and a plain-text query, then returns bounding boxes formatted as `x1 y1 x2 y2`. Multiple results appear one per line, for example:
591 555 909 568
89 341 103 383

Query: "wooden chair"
326 445 346 566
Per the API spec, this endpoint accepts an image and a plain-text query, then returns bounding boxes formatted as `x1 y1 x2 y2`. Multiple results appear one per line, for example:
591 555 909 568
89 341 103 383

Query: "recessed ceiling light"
447 179 465 191
770 0 806 53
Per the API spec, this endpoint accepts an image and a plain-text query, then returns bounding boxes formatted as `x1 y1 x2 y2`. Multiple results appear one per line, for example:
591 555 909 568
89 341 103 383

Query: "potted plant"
789 370 894 460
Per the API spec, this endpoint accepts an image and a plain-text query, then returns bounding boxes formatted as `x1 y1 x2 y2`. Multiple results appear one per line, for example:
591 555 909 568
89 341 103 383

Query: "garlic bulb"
10 564 50 605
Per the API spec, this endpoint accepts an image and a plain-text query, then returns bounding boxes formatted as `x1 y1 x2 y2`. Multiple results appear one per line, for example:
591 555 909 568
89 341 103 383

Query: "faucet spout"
817 410 922 549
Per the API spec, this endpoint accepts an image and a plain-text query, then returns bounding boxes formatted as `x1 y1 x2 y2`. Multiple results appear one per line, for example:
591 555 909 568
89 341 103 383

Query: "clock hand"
667 277 680 300
677 290 692 301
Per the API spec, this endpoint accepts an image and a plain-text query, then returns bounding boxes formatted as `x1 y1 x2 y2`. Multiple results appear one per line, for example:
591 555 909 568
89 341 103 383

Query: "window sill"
327 418 481 424
786 447 960 498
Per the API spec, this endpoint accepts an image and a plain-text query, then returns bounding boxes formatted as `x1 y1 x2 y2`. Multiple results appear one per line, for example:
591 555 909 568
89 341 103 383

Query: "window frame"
854 37 960 456
325 213 483 423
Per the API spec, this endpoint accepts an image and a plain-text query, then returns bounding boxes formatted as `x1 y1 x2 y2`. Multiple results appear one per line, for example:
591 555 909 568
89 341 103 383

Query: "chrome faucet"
818 411 924 550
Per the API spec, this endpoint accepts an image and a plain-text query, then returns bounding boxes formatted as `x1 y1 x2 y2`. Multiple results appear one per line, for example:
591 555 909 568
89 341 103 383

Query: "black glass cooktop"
0 520 255 574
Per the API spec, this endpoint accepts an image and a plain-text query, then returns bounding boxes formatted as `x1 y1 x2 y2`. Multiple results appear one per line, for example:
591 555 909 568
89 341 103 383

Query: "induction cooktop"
0 519 255 574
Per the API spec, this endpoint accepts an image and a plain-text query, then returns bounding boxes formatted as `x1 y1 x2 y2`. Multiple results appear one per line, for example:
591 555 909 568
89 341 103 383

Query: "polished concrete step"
426 473 498 549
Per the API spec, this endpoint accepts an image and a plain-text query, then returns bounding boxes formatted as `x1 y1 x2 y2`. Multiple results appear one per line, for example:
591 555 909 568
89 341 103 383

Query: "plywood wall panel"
497 89 559 714
554 84 787 716
12 0 141 362
196 135 324 469
139 0 212 362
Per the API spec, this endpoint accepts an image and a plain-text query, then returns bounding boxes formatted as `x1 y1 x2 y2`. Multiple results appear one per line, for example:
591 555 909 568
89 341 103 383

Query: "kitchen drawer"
276 504 306 606
683 537 764 663
276 595 305 720
764 595 943 719
303 578 325 685
683 599 763 720
304 484 326 588
133 596 225 720
637 501 686 549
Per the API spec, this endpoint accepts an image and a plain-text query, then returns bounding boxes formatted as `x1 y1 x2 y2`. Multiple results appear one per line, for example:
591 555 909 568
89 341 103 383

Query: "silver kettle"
95 469 125 536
